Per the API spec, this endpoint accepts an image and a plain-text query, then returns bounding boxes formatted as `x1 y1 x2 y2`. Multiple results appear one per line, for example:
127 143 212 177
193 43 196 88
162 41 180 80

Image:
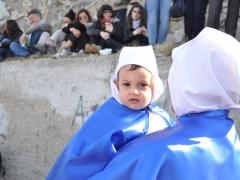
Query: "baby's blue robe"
46 97 174 180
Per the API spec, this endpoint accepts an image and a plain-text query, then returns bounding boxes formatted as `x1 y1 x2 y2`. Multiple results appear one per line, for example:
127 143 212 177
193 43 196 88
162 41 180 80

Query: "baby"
46 46 175 180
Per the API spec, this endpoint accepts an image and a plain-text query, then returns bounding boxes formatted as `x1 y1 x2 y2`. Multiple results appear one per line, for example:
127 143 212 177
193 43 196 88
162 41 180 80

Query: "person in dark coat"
57 9 90 56
124 2 148 46
86 4 125 54
0 20 23 61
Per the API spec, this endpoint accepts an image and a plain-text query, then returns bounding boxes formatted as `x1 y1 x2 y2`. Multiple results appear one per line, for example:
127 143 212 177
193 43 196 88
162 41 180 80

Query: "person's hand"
141 26 148 37
100 31 110 40
105 22 113 33
70 28 81 37
133 27 143 35
19 33 28 44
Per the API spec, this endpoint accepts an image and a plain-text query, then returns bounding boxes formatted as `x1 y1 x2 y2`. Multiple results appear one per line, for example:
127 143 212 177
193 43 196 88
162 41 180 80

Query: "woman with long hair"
56 8 91 56
0 20 23 61
124 3 148 46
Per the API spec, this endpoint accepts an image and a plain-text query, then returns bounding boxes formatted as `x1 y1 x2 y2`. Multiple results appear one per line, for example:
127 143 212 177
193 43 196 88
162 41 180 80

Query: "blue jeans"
145 0 171 45
10 42 30 57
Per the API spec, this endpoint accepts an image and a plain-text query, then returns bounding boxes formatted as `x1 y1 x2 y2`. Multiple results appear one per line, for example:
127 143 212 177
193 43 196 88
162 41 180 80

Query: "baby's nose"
131 87 139 94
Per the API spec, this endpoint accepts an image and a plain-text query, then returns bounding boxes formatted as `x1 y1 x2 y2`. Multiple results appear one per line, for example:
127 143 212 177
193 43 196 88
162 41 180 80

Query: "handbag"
170 0 186 18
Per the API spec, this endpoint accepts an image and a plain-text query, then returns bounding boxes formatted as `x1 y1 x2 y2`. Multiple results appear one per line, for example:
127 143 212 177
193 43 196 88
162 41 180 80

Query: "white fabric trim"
110 46 164 105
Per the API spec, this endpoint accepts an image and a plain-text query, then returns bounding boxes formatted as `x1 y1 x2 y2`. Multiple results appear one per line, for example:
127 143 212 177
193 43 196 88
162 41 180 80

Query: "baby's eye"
122 82 130 87
140 83 148 88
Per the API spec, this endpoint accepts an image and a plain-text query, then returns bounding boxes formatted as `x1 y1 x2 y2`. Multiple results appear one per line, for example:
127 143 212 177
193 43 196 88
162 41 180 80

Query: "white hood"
110 46 164 105
168 27 240 116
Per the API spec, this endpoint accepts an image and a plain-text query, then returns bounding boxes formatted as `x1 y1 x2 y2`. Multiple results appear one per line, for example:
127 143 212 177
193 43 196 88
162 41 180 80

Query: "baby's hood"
110 46 164 105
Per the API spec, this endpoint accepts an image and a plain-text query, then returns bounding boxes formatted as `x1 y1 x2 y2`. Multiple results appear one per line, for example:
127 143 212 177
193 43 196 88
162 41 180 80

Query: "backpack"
170 0 186 18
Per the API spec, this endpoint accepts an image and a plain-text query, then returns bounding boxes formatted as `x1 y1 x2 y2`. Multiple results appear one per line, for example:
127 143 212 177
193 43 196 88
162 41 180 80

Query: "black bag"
170 0 186 18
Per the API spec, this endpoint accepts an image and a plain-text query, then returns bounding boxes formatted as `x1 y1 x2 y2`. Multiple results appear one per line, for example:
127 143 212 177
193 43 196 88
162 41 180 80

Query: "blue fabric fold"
46 97 174 180
89 110 240 180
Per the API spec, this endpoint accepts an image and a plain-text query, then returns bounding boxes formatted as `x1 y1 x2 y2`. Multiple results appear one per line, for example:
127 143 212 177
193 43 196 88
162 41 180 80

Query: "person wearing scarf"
86 4 126 54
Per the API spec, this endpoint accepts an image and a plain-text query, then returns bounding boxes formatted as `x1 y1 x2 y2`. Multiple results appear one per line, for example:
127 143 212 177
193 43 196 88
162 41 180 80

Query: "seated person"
46 46 175 179
124 2 149 46
0 20 23 61
10 9 52 57
46 9 76 55
55 9 91 57
85 4 125 54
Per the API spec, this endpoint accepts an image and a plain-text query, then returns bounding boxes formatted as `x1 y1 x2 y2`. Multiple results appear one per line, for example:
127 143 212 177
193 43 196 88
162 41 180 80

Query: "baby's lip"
128 98 139 103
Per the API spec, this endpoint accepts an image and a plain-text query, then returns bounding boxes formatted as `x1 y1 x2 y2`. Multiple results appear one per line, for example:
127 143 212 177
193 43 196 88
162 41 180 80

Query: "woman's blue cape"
89 110 240 180
46 97 174 180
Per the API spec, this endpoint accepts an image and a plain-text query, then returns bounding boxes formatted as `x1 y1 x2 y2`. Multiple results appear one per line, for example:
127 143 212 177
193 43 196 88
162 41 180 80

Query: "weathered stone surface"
0 0 9 27
0 55 116 180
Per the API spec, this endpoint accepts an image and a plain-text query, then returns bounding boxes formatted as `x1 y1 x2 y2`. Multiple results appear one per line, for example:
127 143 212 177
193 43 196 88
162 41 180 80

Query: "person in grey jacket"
10 9 52 56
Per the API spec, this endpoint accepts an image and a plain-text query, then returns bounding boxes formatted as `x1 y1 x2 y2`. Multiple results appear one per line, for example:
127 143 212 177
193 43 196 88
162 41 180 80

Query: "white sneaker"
53 48 70 58
60 48 70 57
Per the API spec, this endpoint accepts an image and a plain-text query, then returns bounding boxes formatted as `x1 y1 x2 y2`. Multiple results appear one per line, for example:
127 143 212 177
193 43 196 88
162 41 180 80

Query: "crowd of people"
0 2 149 61
0 1 239 62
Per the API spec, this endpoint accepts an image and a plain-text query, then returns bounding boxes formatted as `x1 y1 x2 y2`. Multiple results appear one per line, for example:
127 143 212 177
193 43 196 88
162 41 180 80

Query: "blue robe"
46 97 175 180
89 110 240 180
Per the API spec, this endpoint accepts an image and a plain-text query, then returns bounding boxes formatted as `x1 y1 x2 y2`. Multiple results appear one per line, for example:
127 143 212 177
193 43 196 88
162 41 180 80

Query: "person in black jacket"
86 4 125 54
0 20 23 61
124 2 148 46
57 9 90 56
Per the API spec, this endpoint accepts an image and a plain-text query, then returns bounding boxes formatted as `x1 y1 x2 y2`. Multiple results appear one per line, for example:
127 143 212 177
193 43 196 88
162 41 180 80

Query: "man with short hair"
10 9 52 56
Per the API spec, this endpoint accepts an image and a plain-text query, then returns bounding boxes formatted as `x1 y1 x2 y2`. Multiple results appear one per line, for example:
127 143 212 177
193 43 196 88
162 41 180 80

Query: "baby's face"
115 65 153 110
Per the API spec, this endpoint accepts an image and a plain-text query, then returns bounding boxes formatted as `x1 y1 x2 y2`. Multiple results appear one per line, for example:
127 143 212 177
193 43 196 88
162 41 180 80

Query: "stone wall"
0 54 116 180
